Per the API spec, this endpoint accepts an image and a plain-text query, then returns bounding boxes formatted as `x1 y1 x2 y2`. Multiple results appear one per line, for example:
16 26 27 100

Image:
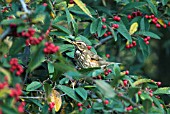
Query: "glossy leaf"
57 85 82 102
153 87 170 95
26 81 42 91
75 87 87 100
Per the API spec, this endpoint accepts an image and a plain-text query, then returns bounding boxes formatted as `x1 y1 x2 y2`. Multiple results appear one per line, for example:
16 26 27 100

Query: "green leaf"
133 78 153 86
0 104 18 114
115 21 132 42
75 35 92 45
140 93 152 101
48 62 54 74
26 81 42 91
29 99 43 108
75 87 87 100
57 85 82 102
113 64 120 76
97 21 107 37
128 87 140 98
52 25 72 35
138 37 150 58
90 19 99 34
95 80 116 98
146 0 158 15
28 43 45 72
1 19 24 25
136 31 160 39
162 0 168 6
43 83 52 98
142 99 152 112
74 0 92 18
152 96 164 110
92 102 104 110
140 18 150 31
65 8 72 24
108 27 117 41
153 87 170 95
9 38 25 56
42 13 51 33
122 2 146 11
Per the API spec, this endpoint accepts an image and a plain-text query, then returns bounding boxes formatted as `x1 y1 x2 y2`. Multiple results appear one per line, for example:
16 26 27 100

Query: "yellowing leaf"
0 26 4 35
50 90 62 112
129 22 138 35
32 14 45 23
50 12 55 19
158 19 165 26
5 0 12 3
74 0 92 18
16 11 27 17
133 79 153 86
25 0 30 3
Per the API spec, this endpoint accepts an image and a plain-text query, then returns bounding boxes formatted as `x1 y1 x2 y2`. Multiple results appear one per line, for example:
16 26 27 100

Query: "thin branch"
20 96 44 99
19 0 31 14
0 27 11 40
94 36 112 48
115 91 146 114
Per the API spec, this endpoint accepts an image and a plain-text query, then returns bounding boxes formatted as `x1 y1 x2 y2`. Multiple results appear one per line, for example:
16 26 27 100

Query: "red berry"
146 36 151 40
145 15 149 19
156 23 161 28
123 80 128 86
87 105 91 108
129 44 133 48
125 70 129 75
79 107 83 112
107 69 112 73
144 38 148 42
102 18 106 22
113 16 121 21
126 45 130 49
87 46 92 50
163 24 167 28
69 0 74 4
149 93 153 97
77 102 82 107
112 24 119 29
102 25 107 29
127 15 132 19
132 41 136 46
168 22 170 26
138 91 142 95
104 100 109 105
151 14 155 18
106 54 110 58
126 106 133 111
98 75 102 79
145 41 149 45
157 82 161 86
103 33 108 37
107 31 112 35
43 3 47 6
104 71 109 76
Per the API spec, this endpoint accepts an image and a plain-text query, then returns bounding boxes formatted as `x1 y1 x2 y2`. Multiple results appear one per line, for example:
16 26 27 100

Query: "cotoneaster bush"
0 0 170 114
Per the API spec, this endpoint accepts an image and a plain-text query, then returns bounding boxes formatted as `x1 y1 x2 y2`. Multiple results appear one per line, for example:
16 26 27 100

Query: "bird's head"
72 41 87 51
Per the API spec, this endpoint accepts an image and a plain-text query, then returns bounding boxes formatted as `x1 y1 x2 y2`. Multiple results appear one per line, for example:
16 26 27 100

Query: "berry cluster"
145 14 167 28
9 58 24 76
103 31 112 37
143 36 151 45
18 102 26 113
113 15 121 21
9 84 22 100
126 41 137 49
77 102 83 112
24 28 44 46
127 11 142 19
126 105 133 111
0 76 8 90
43 42 59 54
48 102 55 111
104 69 112 76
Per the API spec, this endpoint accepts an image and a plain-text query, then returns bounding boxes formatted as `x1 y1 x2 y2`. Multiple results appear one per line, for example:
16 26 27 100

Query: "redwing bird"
72 41 116 69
